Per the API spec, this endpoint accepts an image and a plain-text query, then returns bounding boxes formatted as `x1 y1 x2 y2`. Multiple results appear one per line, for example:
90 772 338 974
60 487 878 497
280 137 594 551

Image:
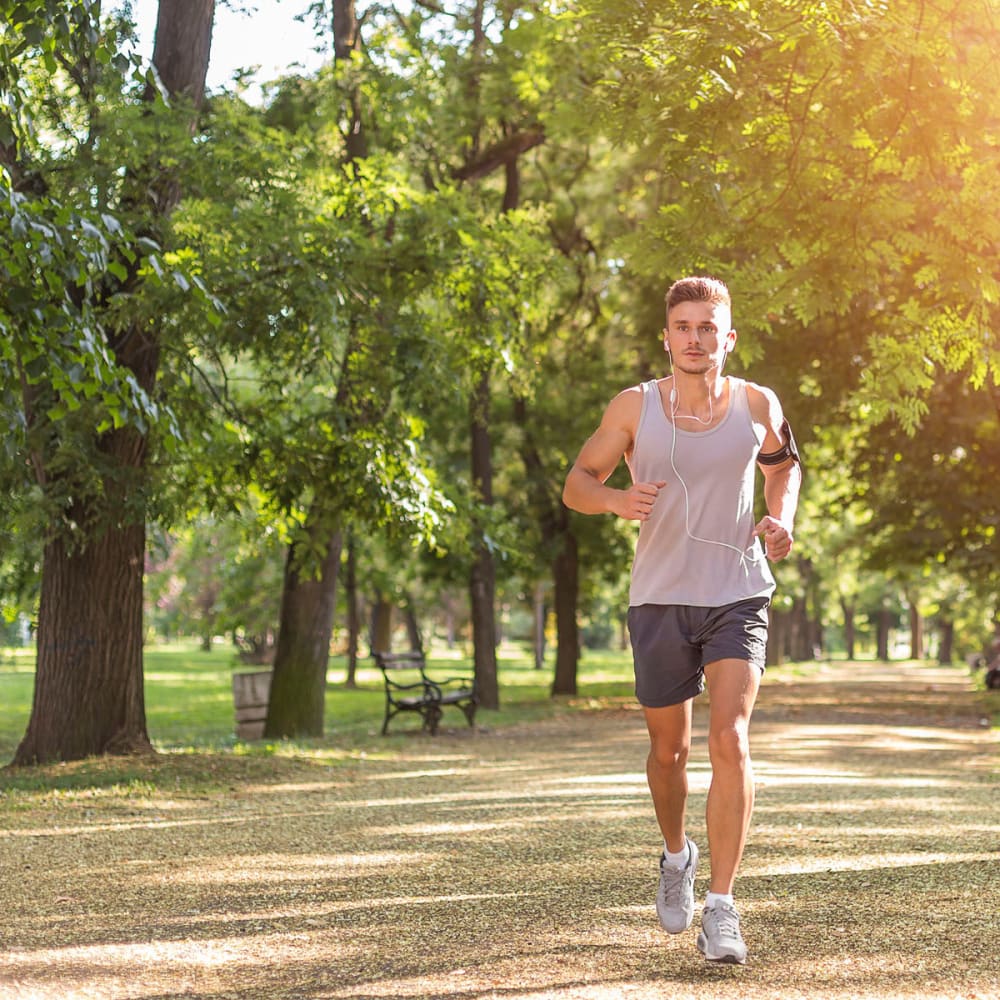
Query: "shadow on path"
0 661 997 999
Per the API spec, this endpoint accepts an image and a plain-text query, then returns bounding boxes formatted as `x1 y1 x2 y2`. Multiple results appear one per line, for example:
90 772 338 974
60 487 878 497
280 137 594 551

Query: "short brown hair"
665 276 731 314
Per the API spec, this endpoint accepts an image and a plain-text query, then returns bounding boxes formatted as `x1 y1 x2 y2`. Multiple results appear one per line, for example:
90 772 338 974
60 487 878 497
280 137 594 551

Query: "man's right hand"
613 481 667 521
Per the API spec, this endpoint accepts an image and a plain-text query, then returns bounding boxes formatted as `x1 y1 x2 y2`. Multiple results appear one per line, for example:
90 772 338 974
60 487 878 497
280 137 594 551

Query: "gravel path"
1 660 997 999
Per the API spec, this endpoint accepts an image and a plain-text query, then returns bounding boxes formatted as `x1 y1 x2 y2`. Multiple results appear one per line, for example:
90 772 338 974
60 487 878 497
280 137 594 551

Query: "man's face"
663 300 736 375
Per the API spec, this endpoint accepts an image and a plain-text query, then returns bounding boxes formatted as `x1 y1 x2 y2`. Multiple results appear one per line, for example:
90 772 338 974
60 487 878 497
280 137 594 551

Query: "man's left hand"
753 516 793 561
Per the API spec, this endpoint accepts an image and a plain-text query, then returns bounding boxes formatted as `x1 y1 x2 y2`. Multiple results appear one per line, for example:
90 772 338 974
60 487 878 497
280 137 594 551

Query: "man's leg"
643 698 693 852
703 657 761 894
645 698 700 934
695 657 760 964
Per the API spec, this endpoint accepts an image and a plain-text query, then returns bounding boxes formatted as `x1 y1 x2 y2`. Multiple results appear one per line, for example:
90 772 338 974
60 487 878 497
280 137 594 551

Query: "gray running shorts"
627 598 770 708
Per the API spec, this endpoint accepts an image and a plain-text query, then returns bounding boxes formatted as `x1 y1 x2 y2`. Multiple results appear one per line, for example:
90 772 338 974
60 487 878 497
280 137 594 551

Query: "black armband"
757 418 801 467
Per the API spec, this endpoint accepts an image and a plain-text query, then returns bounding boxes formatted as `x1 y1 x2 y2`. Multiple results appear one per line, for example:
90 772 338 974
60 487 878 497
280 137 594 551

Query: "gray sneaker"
697 900 747 964
656 837 698 933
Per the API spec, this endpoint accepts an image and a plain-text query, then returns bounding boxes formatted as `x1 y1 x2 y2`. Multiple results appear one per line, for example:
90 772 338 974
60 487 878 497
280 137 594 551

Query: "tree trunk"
332 0 367 162
551 523 580 696
460 0 500 711
937 618 954 665
403 593 423 654
14 524 151 763
532 582 546 670
469 369 500 709
265 530 342 739
344 533 359 687
804 560 823 658
788 596 812 661
766 606 786 667
877 606 892 660
12 0 215 765
840 596 856 660
370 592 393 653
265 0 366 727
148 0 215 106
906 592 923 659
469 545 499 707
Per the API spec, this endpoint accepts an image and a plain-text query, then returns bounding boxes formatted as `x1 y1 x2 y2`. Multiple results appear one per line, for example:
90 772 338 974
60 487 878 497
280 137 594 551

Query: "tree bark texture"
150 0 215 105
369 593 394 654
15 524 150 763
403 594 423 654
265 530 343 739
11 0 215 765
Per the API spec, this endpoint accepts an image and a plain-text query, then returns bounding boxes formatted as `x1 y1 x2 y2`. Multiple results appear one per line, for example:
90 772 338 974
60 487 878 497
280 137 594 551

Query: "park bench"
373 650 478 736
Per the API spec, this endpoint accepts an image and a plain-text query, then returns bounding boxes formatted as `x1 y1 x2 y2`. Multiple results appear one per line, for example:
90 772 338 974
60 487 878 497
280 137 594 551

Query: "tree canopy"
2 0 998 760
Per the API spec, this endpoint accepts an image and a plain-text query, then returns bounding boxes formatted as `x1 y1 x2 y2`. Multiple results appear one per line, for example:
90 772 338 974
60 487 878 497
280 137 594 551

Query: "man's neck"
673 371 728 401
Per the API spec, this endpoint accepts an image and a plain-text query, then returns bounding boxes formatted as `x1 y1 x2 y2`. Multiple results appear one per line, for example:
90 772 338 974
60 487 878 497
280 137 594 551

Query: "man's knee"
708 722 750 768
649 734 690 772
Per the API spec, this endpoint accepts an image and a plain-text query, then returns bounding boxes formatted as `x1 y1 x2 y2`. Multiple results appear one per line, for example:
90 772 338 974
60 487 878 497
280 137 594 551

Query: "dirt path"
1 661 997 1000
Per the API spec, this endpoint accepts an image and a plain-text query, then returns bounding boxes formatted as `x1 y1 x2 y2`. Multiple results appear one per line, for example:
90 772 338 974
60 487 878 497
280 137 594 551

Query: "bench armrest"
384 677 438 698
430 674 476 693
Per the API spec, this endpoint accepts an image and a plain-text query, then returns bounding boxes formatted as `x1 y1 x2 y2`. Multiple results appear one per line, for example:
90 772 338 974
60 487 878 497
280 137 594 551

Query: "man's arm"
747 383 802 561
562 387 667 521
758 459 801 560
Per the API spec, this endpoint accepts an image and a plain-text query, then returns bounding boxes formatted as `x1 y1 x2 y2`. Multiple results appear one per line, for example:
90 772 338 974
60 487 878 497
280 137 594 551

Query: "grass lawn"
0 640 639 763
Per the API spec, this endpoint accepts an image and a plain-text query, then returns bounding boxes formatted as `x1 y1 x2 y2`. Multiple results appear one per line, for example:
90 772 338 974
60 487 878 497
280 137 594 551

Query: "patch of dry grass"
0 661 997 999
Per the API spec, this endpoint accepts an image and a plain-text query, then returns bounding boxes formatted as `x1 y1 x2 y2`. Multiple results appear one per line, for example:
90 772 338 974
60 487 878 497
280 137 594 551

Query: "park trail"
0 660 997 1000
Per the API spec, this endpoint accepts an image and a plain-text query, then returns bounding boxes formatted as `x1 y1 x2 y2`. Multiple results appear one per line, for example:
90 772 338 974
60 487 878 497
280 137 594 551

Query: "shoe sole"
696 933 746 965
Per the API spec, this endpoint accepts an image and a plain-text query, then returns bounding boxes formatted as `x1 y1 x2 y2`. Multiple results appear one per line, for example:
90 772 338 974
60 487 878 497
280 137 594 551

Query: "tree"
4 0 217 763
145 511 284 659
569 0 999 669
260 0 367 739
580 0 999 414
169 1 553 734
173 148 465 737
854 375 1000 649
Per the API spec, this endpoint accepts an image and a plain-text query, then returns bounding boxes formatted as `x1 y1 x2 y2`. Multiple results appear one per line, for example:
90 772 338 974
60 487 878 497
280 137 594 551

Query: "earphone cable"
668 380 762 574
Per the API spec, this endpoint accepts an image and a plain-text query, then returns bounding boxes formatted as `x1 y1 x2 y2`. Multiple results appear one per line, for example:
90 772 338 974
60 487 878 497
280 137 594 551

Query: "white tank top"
627 377 775 608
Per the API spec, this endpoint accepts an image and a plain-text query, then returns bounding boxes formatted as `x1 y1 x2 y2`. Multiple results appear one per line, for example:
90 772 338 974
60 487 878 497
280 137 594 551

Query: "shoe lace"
707 904 741 941
660 860 689 906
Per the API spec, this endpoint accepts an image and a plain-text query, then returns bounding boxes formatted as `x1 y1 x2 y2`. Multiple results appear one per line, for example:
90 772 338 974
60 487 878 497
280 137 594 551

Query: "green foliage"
145 509 285 656
578 0 1000 425
857 376 1000 594
0 1 226 551
3 0 998 700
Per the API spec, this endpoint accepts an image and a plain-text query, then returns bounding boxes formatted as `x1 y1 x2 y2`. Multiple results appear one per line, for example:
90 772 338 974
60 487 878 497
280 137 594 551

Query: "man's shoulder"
603 379 658 432
741 379 782 412
740 379 786 430
741 378 780 400
609 379 657 409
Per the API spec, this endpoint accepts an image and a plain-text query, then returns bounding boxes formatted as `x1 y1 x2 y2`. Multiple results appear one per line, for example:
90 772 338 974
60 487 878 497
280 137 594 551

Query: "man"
562 276 801 964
